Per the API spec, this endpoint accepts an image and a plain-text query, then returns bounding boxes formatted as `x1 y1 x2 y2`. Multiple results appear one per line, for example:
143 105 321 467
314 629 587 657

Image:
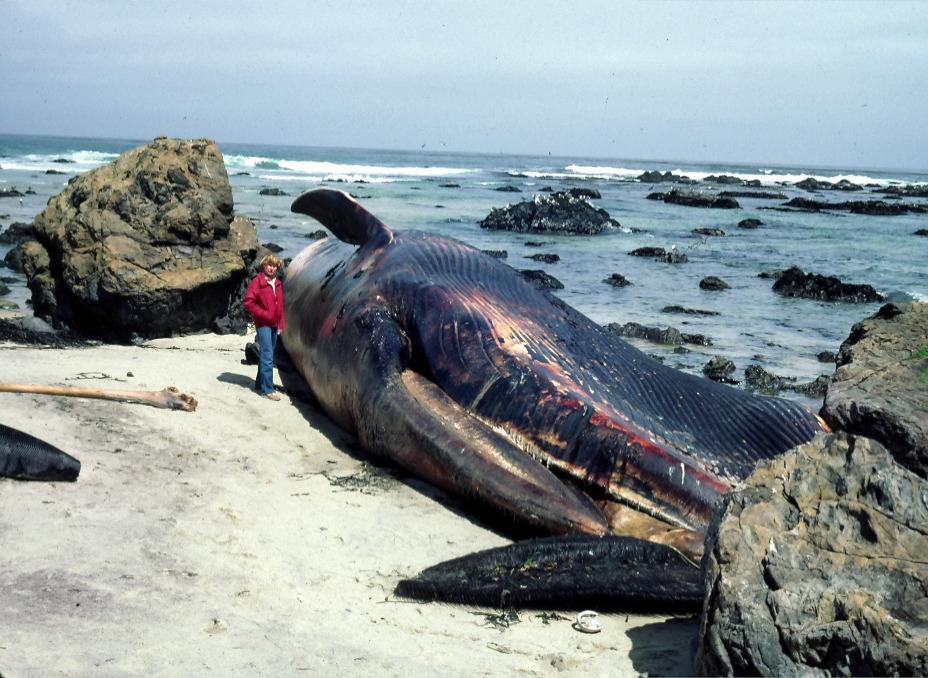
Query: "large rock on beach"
772 266 884 303
21 137 259 341
695 432 928 677
821 301 928 478
479 189 618 235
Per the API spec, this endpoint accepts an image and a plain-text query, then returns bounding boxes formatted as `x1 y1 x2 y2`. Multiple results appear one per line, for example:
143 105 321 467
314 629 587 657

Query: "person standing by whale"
244 254 285 400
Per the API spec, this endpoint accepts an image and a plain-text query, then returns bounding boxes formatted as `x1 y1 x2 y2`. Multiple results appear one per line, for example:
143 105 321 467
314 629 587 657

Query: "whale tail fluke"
394 535 703 613
0 423 81 481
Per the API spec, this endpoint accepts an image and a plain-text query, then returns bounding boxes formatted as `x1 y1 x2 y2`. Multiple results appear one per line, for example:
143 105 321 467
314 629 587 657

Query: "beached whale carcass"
282 187 828 568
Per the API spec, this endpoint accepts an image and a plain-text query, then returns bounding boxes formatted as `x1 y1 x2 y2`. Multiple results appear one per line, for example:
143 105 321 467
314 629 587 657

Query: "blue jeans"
255 325 278 395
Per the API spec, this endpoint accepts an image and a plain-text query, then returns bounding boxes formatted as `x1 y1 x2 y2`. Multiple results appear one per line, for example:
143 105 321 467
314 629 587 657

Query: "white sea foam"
225 154 472 183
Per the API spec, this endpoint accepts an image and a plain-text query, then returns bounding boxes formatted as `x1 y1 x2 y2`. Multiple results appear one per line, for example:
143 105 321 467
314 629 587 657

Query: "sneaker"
265 393 281 401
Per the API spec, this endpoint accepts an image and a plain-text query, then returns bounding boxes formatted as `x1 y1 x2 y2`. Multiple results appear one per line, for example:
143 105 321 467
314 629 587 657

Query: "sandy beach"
0 307 699 678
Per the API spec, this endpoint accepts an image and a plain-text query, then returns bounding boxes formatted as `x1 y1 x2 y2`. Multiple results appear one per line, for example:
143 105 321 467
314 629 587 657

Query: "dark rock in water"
627 246 687 263
636 170 690 183
0 188 25 198
737 218 762 229
262 242 284 253
877 183 928 198
794 176 863 192
646 188 740 209
915 228 928 236
681 333 712 346
782 196 925 216
793 374 829 398
743 364 795 393
719 190 787 200
743 365 828 398
606 322 683 346
757 269 783 280
527 252 559 263
306 229 328 240
692 227 725 236
772 266 884 303
695 432 928 678
662 250 688 263
699 276 730 291
259 187 289 196
480 189 618 234
628 246 665 258
481 249 508 259
703 174 744 185
3 246 25 272
702 356 737 383
822 302 928 479
519 269 564 290
0 222 33 244
493 185 522 192
602 273 631 287
0 282 10 296
817 350 836 363
661 305 720 316
20 137 259 342
523 240 548 247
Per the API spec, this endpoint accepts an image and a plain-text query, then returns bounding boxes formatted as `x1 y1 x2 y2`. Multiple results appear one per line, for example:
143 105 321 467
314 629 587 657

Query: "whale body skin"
284 188 827 560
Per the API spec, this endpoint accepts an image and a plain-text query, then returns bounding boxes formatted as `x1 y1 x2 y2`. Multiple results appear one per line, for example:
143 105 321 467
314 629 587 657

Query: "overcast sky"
2 0 927 170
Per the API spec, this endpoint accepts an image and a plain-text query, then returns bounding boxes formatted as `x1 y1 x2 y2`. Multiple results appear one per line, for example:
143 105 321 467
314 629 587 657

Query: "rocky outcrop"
794 177 863 191
479 189 618 234
519 269 563 290
821 302 928 478
646 188 740 209
743 364 828 398
636 170 693 183
695 432 928 677
772 266 884 303
21 137 259 341
782 197 927 215
876 183 928 198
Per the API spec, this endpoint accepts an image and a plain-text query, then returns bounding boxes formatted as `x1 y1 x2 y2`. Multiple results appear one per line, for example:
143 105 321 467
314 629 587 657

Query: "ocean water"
2 134 926 407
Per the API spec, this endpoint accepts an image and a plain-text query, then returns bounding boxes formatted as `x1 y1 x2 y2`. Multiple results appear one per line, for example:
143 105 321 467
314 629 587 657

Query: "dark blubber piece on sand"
394 535 703 613
0 422 81 481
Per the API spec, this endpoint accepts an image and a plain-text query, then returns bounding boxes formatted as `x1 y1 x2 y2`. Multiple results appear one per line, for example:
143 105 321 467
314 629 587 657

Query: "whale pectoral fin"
0 423 81 482
360 369 608 536
290 187 393 246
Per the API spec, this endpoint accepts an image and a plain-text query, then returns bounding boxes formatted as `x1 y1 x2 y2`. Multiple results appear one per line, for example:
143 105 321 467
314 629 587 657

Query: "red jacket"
243 273 285 329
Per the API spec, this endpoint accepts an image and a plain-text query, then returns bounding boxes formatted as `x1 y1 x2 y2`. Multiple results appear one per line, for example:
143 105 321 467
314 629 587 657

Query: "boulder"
695 432 928 677
480 189 618 235
699 276 730 291
772 266 884 303
702 356 737 383
602 273 631 287
21 137 259 341
822 302 928 479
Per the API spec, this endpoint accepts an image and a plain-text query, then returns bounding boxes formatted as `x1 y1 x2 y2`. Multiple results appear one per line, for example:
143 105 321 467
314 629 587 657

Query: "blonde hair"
260 254 283 269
